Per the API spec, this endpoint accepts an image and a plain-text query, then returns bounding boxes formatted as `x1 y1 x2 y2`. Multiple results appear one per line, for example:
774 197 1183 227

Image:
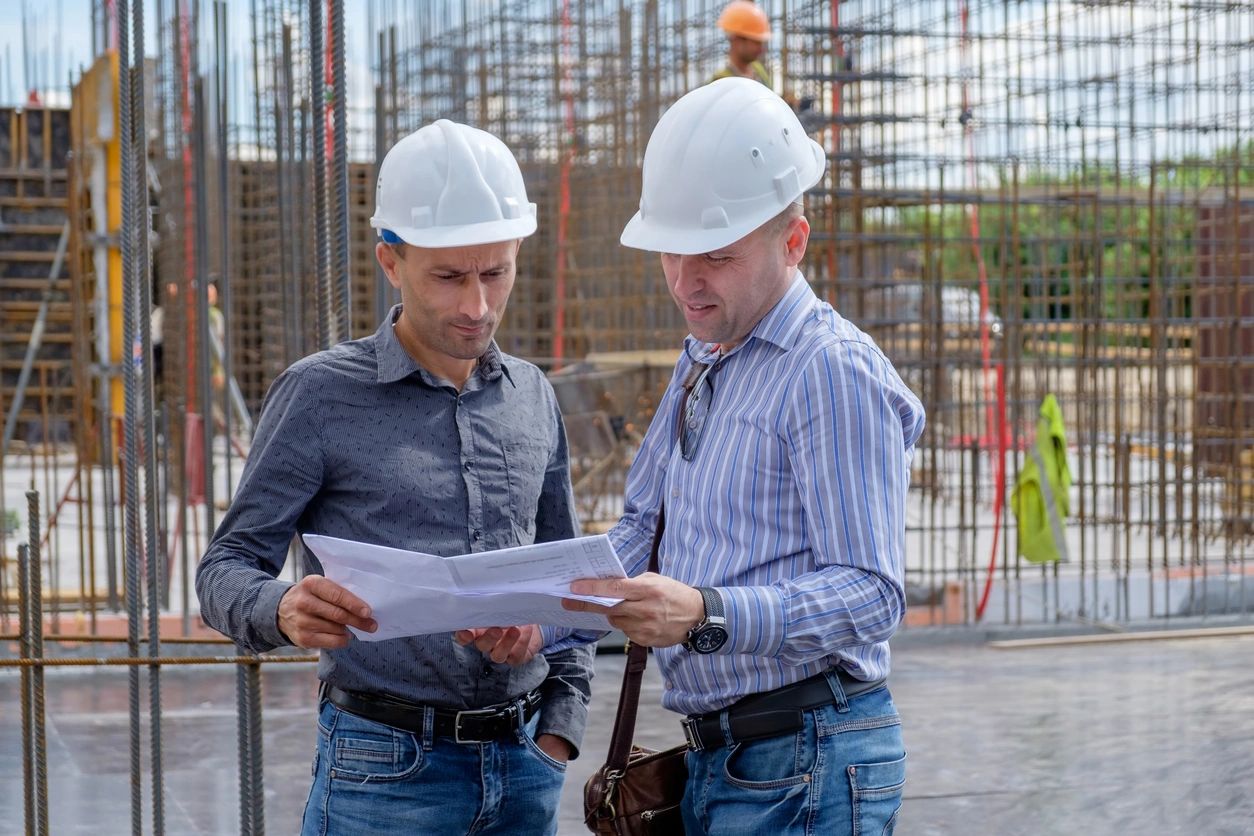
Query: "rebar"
129 0 167 829
3 2 1253 825
309 0 330 349
247 658 266 835
26 493 48 836
0 654 318 667
114 3 146 833
215 0 236 501
234 642 255 836
330 0 350 343
0 632 239 643
18 543 33 836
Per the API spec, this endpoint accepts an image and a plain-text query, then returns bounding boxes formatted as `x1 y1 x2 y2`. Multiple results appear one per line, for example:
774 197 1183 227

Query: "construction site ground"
1 629 1250 835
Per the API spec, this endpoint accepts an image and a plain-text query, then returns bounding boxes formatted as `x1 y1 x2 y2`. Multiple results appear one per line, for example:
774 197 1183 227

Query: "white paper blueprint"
301 533 625 641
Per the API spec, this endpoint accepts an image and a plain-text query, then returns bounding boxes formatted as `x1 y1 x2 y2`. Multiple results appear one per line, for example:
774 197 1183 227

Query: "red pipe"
957 0 1008 621
179 1 197 415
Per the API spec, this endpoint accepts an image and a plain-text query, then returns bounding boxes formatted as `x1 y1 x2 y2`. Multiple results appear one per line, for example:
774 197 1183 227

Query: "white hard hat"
620 78 826 255
370 119 537 248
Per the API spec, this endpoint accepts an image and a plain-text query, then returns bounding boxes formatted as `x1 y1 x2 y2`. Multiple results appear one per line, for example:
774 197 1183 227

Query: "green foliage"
885 142 1252 322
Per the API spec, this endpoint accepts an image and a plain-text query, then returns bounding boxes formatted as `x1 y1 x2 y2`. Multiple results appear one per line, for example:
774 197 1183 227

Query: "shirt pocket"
503 440 550 538
368 451 463 522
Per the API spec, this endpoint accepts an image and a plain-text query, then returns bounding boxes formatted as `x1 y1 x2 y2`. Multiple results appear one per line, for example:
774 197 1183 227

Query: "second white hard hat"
620 78 826 255
370 119 537 248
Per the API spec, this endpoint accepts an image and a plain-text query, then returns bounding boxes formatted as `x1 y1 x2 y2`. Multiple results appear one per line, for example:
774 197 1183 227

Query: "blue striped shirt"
608 272 925 715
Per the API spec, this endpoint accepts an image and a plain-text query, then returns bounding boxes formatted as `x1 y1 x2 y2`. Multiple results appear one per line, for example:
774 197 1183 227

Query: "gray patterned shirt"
196 305 594 753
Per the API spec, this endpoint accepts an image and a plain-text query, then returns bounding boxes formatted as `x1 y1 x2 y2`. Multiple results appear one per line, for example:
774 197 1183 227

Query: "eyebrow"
430 263 511 274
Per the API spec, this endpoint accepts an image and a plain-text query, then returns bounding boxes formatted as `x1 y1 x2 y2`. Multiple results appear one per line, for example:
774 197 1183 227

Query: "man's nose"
672 256 705 297
459 277 489 320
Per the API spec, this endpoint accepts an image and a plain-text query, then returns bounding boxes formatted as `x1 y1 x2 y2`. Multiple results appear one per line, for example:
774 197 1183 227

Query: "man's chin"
685 324 724 346
442 333 494 360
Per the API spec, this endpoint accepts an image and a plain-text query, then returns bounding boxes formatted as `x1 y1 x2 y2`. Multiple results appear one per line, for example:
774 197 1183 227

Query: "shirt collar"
374 304 511 387
682 270 816 360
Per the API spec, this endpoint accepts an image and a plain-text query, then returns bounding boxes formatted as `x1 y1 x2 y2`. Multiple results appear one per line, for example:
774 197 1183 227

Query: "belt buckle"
681 717 703 752
454 703 517 744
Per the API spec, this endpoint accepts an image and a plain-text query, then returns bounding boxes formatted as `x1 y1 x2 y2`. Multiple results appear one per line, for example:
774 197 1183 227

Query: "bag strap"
602 356 709 774
602 504 665 773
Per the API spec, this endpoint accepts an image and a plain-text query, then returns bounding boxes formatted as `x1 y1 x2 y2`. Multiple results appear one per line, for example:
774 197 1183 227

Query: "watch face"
693 626 728 653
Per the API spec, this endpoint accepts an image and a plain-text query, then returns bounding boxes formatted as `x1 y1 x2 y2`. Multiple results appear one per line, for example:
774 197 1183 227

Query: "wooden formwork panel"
348 163 379 338
0 107 74 443
1195 202 1254 467
229 161 383 409
451 159 687 363
0 107 71 172
227 159 290 414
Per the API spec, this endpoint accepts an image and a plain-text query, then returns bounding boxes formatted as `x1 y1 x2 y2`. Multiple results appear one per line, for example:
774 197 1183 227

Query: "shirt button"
671 489 680 499
463 460 472 471
664 681 673 690
472 530 481 541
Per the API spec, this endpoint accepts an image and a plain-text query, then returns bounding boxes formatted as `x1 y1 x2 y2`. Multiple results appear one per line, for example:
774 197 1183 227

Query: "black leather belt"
325 685 541 744
681 669 885 752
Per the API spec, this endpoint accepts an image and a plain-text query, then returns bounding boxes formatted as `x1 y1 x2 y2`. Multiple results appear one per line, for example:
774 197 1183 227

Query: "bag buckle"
680 717 703 751
454 703 515 744
601 769 624 818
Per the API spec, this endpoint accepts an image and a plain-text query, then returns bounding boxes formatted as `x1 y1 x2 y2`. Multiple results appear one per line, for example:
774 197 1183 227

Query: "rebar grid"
1 2 1251 830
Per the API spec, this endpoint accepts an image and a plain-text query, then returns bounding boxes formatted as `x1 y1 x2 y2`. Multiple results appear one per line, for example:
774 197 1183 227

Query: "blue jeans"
300 699 566 835
681 674 905 836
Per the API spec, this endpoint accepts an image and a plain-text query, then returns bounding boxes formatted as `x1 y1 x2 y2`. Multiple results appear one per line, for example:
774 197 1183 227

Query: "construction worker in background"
711 0 773 88
150 279 226 399
205 280 226 394
149 280 176 400
565 78 925 834
196 120 593 835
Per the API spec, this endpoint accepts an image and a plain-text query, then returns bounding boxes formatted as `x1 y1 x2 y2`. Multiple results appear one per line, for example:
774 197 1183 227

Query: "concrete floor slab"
1 633 1252 834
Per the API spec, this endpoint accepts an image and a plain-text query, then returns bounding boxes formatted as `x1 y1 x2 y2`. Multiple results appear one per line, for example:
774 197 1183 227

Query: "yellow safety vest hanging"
1011 394 1072 564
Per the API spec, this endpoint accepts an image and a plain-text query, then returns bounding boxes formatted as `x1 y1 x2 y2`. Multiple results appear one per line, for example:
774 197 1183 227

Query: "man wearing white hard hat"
198 120 592 835
566 78 925 833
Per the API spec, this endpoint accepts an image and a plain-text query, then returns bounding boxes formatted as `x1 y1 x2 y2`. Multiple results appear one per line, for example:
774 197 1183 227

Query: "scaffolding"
1 0 1252 830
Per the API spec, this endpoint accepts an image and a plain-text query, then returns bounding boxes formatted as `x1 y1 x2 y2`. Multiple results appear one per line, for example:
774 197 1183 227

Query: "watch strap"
696 587 724 621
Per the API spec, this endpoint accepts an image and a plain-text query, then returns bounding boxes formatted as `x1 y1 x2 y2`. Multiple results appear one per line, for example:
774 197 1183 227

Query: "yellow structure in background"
69 52 124 438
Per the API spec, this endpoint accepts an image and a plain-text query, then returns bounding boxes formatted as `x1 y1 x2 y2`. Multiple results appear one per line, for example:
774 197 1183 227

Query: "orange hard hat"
718 1 771 42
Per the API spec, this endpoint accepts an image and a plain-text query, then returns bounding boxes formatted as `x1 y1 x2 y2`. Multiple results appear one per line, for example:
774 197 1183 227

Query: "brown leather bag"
583 507 688 835
582 741 687 834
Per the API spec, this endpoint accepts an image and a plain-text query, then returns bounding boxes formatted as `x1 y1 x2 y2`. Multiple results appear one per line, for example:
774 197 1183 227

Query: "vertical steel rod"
309 0 330 349
330 0 350 342
18 542 34 836
26 492 50 836
114 3 146 833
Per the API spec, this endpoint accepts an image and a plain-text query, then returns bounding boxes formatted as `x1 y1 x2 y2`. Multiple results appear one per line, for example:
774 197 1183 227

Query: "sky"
0 0 375 110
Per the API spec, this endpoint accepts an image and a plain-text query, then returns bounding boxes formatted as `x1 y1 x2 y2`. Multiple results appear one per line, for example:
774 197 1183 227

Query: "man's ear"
784 216 810 267
375 242 402 290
